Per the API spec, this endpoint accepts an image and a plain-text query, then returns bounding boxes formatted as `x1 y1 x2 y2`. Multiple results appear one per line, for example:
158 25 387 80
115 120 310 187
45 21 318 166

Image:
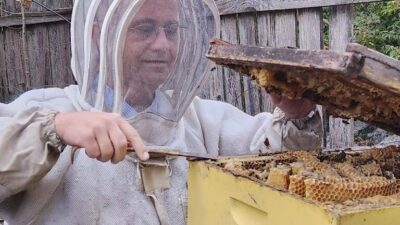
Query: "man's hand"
54 112 149 163
270 93 316 119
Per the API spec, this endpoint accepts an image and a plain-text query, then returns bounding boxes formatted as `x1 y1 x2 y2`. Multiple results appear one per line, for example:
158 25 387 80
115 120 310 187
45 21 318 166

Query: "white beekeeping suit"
0 0 322 224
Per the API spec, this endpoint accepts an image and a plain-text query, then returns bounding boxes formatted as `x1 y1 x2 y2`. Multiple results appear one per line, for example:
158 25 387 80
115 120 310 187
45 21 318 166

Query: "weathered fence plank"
257 12 275 113
0 31 9 102
215 0 380 15
274 11 296 48
25 24 48 88
0 0 74 102
221 15 244 110
0 9 72 27
48 23 73 87
200 64 225 101
298 8 322 50
238 13 261 115
4 29 25 101
297 7 328 147
328 5 355 148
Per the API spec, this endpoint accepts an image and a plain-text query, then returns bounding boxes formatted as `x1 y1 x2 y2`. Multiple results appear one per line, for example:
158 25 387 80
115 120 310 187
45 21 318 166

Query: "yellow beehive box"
187 148 400 225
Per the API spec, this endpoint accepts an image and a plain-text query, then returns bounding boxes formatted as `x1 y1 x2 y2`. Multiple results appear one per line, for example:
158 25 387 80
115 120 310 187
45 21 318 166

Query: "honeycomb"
360 162 382 176
266 165 291 190
206 40 400 135
216 146 400 205
246 67 400 135
304 177 397 202
288 175 306 196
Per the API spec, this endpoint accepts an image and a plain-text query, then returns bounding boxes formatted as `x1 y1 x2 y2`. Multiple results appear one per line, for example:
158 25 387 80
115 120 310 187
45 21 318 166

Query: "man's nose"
150 29 170 50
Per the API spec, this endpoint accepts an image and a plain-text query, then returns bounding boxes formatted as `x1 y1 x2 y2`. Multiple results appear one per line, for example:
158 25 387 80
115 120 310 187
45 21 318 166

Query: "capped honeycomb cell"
290 162 305 175
333 162 364 178
360 162 382 176
266 165 292 190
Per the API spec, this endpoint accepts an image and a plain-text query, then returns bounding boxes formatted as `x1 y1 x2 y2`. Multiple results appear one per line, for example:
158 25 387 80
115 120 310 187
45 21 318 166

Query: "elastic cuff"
43 111 66 153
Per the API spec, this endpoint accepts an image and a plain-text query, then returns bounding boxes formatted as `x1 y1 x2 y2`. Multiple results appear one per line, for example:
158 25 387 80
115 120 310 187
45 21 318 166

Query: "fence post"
328 5 355 148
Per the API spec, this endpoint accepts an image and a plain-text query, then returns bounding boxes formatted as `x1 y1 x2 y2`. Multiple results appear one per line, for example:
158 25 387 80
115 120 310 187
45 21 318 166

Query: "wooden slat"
47 23 73 88
4 0 17 13
199 71 211 100
298 7 326 146
19 0 70 12
298 8 322 50
59 0 75 85
257 12 274 47
25 25 49 89
274 11 296 48
63 23 75 85
29 0 45 12
0 30 9 102
211 65 226 102
4 29 25 102
200 64 226 101
257 12 274 113
251 10 296 114
254 10 296 115
328 5 354 148
215 0 381 15
60 23 74 85
0 0 74 103
0 9 72 27
238 13 261 115
221 15 244 110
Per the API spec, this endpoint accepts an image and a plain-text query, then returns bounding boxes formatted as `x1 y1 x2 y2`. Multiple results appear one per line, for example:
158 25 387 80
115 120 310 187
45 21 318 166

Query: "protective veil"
71 0 220 146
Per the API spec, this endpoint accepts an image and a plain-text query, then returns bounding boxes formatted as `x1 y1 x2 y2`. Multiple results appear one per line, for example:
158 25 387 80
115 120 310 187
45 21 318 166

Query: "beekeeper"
0 0 322 224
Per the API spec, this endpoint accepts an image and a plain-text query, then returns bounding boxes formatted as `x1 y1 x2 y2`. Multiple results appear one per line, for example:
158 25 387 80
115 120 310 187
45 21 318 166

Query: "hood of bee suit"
70 0 220 147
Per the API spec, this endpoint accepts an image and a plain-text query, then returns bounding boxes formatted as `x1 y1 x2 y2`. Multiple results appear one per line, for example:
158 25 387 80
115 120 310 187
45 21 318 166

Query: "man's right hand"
54 112 149 163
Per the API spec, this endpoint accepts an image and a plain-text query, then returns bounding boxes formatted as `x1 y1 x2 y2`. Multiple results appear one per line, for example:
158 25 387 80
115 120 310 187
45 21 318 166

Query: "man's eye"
134 24 155 34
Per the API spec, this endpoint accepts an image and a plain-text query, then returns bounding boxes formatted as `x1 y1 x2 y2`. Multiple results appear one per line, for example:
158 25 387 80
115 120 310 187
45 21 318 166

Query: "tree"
354 1 400 59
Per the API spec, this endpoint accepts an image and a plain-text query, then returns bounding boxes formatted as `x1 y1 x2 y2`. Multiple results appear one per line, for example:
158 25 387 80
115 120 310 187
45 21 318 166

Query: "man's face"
123 0 178 92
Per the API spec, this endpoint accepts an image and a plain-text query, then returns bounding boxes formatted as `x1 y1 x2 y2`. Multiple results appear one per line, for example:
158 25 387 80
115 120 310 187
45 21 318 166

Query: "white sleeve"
192 97 322 156
0 106 64 202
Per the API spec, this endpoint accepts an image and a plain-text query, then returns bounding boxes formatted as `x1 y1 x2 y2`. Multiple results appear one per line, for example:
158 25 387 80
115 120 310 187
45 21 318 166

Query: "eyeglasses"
129 23 186 42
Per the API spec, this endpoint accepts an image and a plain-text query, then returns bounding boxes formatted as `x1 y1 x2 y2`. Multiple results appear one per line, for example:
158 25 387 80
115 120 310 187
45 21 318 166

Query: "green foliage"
322 8 330 49
354 1 400 59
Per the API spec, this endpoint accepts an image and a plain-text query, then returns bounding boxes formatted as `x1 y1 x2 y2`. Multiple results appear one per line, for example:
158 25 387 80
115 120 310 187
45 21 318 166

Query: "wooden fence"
0 0 382 148
0 0 74 103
